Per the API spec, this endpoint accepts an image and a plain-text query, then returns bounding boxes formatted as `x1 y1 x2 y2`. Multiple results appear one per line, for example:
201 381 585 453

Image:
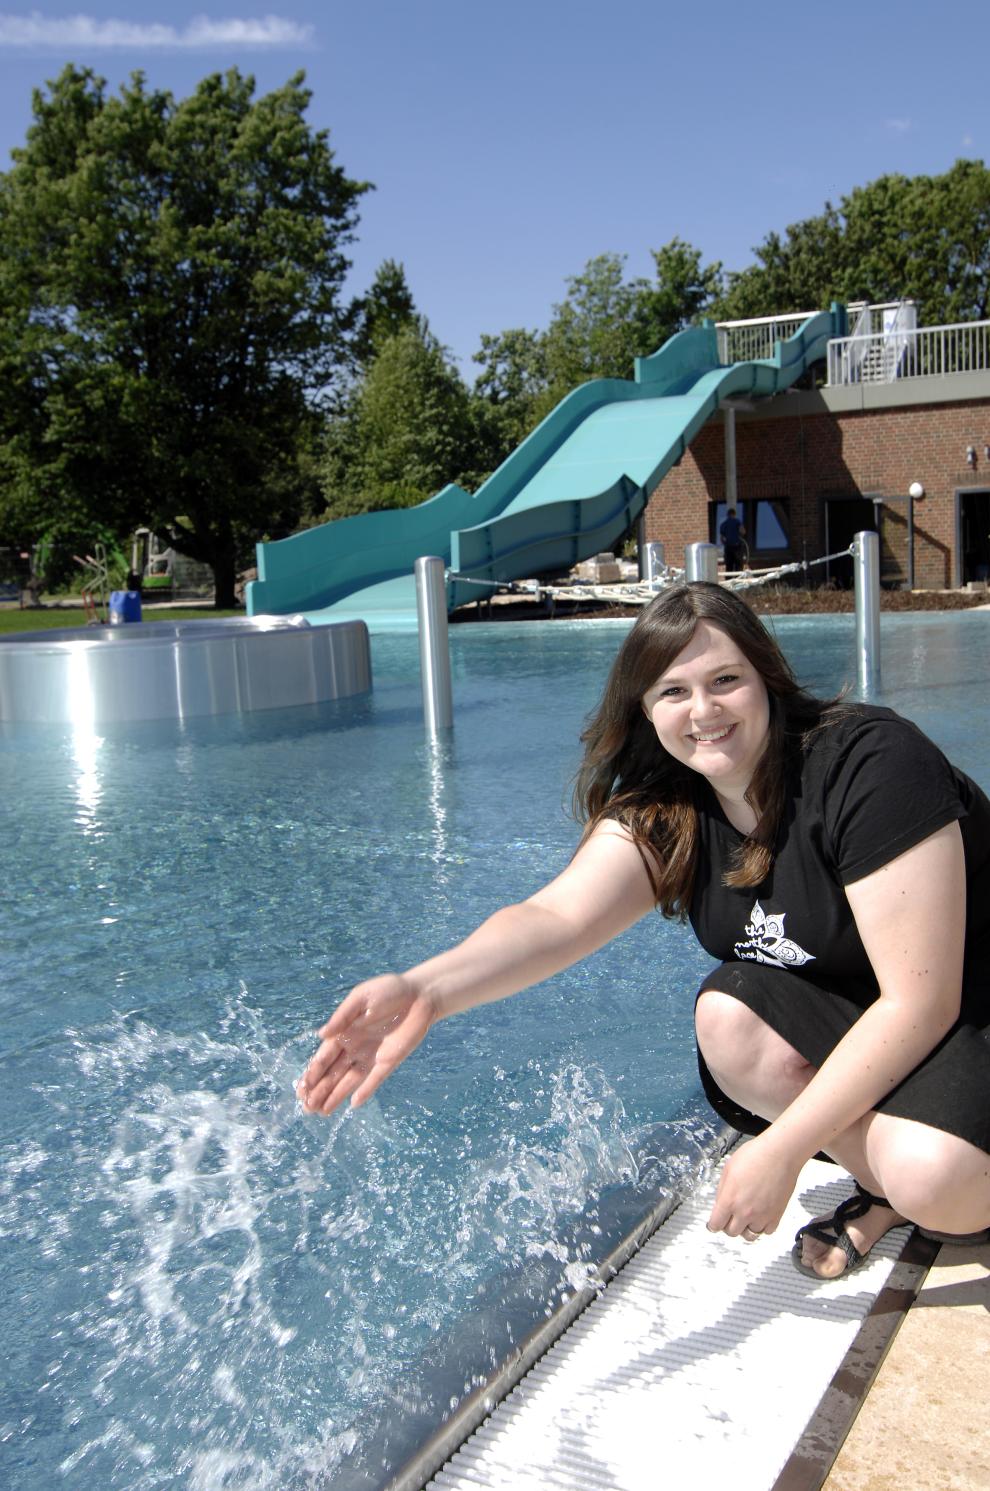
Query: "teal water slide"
247 307 846 627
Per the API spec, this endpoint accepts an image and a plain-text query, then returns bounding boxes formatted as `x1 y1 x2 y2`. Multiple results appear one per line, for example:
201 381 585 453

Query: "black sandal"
792 1182 894 1279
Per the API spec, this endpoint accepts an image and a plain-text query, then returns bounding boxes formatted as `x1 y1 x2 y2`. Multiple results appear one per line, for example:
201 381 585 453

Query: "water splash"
3 984 689 1489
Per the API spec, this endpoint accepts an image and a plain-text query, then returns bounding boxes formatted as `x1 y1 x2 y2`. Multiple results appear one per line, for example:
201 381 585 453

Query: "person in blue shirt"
720 508 745 572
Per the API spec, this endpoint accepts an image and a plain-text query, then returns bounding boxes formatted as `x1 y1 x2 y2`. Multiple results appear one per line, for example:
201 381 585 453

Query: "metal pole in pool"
853 530 881 693
685 543 719 583
414 556 453 733
644 541 666 587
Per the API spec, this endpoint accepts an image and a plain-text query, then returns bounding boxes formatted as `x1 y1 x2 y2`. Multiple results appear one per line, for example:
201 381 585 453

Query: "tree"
471 326 549 454
319 323 489 520
349 258 421 372
633 238 725 355
830 165 990 321
715 162 990 325
0 65 368 605
714 210 846 321
472 242 723 450
540 253 647 395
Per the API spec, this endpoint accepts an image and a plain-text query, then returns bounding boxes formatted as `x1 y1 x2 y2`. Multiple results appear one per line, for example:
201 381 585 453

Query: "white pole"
853 530 881 693
414 557 453 733
685 543 719 583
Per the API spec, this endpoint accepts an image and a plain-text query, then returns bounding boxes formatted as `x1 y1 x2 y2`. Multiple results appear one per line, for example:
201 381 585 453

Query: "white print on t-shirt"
734 900 816 969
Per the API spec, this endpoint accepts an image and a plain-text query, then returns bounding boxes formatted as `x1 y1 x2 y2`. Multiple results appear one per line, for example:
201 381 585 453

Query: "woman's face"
641 620 771 800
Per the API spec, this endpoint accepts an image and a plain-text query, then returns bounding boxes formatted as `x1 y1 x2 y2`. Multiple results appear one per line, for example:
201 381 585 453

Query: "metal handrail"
715 312 818 366
828 319 990 385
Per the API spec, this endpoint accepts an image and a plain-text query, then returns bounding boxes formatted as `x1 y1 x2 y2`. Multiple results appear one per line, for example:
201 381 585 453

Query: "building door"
960 490 990 584
824 498 878 587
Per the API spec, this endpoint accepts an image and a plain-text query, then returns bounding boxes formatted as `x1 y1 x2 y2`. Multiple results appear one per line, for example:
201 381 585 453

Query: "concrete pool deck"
822 1238 990 1490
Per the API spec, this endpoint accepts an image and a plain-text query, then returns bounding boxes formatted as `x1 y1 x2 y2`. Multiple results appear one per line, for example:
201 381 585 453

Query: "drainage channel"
385 1150 928 1491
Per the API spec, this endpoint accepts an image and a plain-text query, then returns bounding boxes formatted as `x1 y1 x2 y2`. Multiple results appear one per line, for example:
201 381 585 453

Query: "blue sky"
0 1 986 376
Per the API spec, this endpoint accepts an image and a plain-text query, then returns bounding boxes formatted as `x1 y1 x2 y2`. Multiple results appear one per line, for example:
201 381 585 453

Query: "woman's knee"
869 1116 990 1231
696 989 814 1096
694 989 757 1054
695 990 793 1065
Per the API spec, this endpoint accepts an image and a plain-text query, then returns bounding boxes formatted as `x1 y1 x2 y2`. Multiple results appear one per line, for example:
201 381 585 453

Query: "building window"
710 499 790 553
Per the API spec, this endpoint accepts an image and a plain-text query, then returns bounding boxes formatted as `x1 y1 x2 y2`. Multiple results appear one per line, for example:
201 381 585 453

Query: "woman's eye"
714 674 739 686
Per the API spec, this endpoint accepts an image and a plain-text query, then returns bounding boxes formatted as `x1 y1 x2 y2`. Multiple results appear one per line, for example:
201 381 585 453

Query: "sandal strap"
794 1182 891 1262
853 1182 891 1211
795 1216 865 1268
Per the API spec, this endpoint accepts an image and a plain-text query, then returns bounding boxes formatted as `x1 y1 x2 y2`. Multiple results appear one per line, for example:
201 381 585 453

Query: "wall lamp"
966 445 977 467
904 483 925 591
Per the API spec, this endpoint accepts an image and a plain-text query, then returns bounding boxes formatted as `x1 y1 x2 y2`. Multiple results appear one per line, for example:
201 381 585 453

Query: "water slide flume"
247 309 845 627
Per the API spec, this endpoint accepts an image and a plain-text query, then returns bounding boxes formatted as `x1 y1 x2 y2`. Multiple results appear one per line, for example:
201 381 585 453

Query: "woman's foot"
793 1184 907 1279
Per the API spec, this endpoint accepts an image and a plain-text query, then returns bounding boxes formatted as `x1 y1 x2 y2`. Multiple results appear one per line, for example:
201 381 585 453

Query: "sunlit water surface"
1 610 987 1490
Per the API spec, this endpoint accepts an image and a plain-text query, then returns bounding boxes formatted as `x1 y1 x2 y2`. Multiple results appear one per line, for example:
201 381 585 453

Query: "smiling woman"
299 583 990 1284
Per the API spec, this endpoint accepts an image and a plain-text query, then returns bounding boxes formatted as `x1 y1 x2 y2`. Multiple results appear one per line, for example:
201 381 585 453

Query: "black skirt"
696 960 990 1158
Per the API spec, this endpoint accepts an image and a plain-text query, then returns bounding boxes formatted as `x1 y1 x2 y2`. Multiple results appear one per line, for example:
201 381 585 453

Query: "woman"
298 583 990 1279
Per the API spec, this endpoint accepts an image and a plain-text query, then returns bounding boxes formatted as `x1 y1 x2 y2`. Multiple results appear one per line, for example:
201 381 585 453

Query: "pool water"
1 610 987 1490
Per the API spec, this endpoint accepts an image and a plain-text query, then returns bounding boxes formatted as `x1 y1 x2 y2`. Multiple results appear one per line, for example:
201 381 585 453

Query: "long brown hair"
574 582 841 918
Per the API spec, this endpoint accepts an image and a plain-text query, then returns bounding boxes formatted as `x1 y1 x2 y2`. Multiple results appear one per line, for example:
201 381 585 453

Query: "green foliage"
891 161 990 322
349 258 421 372
473 241 723 454
540 253 648 395
318 323 492 521
0 64 368 605
0 606 245 633
636 239 726 349
7 80 984 599
715 161 990 324
472 326 549 454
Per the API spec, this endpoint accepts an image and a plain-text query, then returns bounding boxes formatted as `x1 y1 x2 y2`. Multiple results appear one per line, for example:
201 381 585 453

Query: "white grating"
425 1157 909 1491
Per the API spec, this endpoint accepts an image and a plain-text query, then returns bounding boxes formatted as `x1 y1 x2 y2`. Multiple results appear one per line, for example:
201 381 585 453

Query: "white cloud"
962 133 974 147
884 117 911 134
0 11 314 48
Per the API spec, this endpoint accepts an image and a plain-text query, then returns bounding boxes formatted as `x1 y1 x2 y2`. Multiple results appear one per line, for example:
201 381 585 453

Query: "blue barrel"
108 590 143 625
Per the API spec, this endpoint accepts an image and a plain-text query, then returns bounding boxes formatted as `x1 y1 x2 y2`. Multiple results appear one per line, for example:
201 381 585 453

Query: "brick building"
643 372 990 589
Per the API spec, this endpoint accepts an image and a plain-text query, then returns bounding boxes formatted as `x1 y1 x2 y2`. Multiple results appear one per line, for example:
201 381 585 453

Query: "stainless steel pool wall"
0 615 372 723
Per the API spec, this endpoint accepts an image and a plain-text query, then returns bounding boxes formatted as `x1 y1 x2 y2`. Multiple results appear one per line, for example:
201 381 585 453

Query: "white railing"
716 312 817 365
844 300 916 337
828 318 990 385
844 302 877 382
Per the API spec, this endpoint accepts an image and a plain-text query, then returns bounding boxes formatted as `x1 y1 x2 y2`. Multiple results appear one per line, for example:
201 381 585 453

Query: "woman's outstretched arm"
296 820 657 1116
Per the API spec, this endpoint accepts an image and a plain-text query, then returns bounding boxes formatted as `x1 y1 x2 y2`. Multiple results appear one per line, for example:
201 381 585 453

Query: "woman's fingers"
318 993 365 1040
706 1136 797 1238
318 1063 365 1115
297 1048 349 1111
349 1059 396 1110
298 976 436 1117
297 1035 346 1098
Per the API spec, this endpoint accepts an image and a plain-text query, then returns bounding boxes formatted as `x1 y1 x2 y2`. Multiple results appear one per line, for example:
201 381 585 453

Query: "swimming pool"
2 610 987 1490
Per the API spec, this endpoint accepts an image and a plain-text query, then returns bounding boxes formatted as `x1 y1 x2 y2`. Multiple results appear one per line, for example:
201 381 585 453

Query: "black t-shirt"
688 706 990 1011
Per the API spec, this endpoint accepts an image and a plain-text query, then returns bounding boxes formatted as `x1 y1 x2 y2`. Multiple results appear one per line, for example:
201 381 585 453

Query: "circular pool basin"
0 614 372 723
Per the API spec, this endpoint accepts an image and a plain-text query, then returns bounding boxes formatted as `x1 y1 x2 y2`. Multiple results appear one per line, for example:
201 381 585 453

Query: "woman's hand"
294 823 657 1119
706 1132 803 1240
296 974 438 1116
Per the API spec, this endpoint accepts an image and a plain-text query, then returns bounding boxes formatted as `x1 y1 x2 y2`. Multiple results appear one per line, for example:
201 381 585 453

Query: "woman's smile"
689 723 736 743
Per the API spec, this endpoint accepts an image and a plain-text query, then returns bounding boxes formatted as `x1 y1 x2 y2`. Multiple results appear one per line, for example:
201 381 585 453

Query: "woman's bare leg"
696 990 990 1277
